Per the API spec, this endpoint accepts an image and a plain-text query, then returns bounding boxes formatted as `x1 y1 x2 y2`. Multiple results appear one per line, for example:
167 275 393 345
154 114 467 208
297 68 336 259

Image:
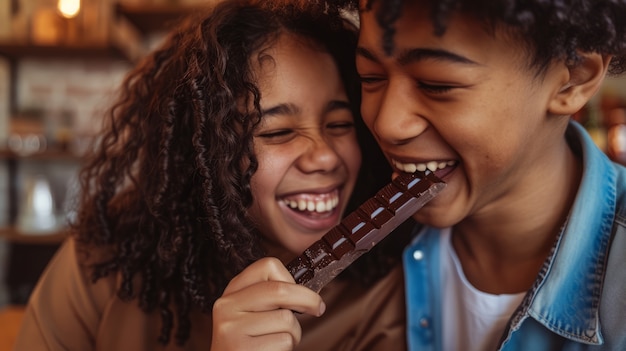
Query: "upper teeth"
282 195 339 213
392 159 456 173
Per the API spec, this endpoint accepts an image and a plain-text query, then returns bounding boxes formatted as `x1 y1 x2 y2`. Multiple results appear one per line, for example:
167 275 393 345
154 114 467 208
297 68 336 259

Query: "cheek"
360 95 382 131
338 137 362 182
249 148 287 200
450 124 528 182
254 143 293 174
247 171 278 238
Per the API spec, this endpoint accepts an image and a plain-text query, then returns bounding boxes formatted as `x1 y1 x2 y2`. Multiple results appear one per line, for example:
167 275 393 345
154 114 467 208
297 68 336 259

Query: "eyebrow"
357 46 478 66
326 100 352 113
261 100 351 117
261 103 299 117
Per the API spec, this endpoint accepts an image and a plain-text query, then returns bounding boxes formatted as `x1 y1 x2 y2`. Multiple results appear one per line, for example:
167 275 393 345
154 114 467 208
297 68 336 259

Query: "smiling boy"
317 0 626 349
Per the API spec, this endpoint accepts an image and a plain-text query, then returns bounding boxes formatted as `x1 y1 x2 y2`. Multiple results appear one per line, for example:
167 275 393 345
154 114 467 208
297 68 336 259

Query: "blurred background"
0 0 625 346
0 0 216 346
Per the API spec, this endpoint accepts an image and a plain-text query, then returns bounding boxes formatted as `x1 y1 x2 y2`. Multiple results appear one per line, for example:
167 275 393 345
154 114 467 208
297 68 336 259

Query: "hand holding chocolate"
285 171 445 292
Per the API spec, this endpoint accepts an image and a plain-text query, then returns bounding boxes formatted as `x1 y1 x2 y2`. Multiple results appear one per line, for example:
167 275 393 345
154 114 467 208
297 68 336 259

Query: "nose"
297 135 342 174
371 81 429 145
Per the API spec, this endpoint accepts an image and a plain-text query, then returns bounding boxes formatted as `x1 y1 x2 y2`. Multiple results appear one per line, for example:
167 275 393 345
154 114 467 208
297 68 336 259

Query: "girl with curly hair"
316 0 626 349
14 1 412 350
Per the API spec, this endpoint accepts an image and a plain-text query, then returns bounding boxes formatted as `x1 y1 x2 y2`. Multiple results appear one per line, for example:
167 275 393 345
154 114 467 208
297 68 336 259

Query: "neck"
452 131 582 294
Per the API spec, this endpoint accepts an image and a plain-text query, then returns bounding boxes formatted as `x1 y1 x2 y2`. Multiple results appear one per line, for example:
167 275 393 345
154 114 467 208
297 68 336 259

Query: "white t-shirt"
440 228 525 351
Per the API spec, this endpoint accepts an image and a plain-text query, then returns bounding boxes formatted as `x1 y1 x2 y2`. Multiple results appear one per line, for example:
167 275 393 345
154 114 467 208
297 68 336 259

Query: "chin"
412 209 455 229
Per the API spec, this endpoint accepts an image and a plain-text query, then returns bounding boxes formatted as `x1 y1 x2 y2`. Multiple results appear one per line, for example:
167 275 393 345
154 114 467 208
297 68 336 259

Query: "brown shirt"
14 238 407 351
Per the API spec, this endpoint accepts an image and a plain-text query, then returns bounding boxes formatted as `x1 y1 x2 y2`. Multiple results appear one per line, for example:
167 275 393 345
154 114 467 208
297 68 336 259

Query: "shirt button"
413 250 424 260
419 317 430 328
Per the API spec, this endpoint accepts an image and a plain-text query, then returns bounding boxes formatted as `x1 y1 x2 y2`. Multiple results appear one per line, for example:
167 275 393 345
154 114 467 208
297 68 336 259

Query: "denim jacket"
404 121 626 351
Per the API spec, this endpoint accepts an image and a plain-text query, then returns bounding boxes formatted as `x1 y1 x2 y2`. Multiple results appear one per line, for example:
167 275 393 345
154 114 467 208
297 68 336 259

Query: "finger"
253 333 300 351
211 331 299 351
211 305 303 351
224 257 296 295
216 308 302 340
215 280 325 317
244 333 300 351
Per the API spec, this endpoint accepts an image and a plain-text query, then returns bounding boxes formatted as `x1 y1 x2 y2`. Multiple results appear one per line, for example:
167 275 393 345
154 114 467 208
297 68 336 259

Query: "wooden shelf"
0 227 68 244
115 2 214 35
0 40 134 62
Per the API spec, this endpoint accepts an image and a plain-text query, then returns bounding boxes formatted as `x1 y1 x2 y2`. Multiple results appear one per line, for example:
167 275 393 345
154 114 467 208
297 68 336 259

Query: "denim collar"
507 121 617 344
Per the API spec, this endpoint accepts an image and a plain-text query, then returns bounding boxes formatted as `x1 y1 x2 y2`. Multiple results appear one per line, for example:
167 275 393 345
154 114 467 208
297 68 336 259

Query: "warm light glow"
58 0 80 18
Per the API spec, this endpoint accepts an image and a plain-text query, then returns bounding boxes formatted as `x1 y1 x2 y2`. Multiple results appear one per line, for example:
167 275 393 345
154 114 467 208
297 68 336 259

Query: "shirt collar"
519 121 617 344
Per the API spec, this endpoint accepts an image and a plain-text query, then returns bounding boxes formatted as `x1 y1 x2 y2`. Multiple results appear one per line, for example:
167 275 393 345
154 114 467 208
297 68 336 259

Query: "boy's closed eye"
360 75 455 95
359 76 386 85
417 81 454 94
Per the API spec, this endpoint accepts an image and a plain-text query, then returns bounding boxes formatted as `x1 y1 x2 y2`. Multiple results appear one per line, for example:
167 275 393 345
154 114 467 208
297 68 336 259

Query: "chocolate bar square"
322 226 354 259
304 241 334 269
289 255 314 284
342 210 377 246
358 197 394 228
375 183 414 214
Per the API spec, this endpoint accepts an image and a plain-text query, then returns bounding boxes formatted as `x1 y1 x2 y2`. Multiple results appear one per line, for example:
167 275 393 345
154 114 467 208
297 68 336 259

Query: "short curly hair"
326 0 626 76
72 0 392 346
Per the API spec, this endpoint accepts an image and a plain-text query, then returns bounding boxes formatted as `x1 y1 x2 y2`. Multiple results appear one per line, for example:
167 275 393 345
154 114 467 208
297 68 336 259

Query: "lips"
392 159 458 179
280 190 340 214
277 188 343 233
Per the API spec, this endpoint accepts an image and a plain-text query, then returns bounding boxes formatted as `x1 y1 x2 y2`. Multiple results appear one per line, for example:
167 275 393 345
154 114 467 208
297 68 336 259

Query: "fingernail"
318 301 326 316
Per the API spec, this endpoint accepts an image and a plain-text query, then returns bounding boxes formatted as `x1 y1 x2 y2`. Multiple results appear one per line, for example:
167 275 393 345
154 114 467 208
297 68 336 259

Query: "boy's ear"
548 53 612 116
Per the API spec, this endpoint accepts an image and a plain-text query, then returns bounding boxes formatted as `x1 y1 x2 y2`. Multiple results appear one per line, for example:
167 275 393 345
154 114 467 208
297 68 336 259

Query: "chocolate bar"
286 171 445 292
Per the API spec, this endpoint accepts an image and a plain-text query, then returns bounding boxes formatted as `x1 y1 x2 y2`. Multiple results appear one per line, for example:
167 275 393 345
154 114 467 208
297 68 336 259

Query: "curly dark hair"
325 0 626 75
71 0 395 346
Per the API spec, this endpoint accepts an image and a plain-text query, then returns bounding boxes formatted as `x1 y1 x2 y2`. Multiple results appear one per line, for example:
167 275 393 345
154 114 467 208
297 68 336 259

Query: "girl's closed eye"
256 129 296 144
327 121 355 136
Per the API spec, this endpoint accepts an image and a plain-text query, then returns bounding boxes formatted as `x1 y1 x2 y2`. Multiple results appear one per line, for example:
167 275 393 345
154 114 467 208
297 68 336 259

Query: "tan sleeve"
13 238 116 351
296 264 407 351
349 265 407 351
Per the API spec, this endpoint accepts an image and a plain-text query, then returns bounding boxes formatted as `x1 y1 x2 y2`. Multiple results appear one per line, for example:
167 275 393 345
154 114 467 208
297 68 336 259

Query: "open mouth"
279 189 340 217
392 159 458 178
